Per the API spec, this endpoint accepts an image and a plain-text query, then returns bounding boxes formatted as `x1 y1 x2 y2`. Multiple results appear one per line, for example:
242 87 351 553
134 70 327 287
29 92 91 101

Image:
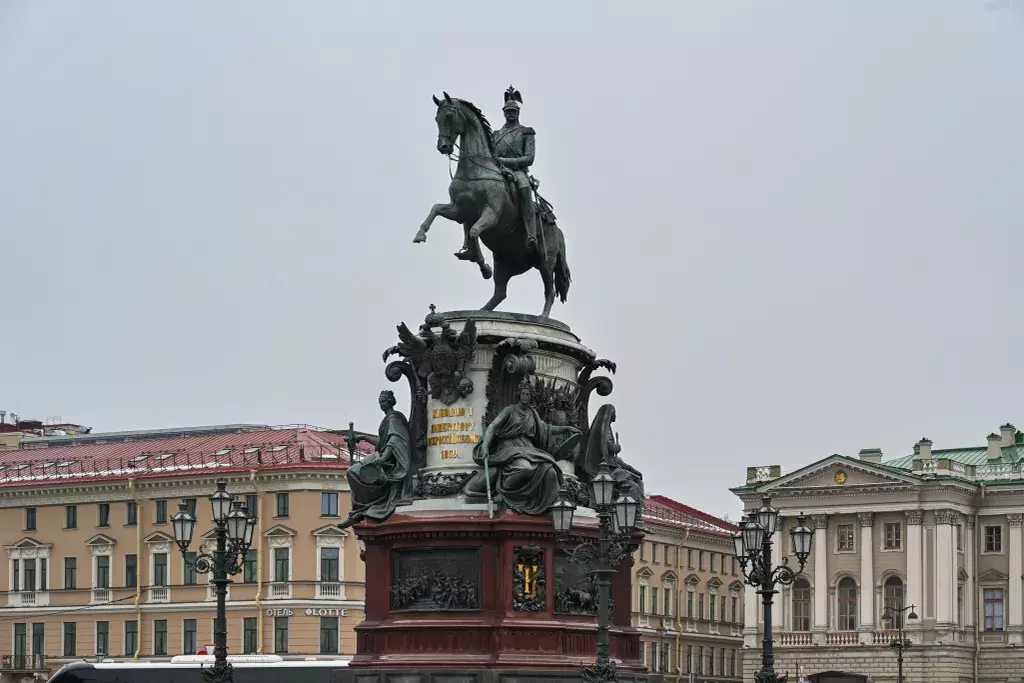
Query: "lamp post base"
754 667 787 683
581 659 618 682
201 660 234 683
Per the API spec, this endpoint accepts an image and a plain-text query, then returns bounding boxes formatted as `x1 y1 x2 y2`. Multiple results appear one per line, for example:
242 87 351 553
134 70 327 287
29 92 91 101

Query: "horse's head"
432 92 462 155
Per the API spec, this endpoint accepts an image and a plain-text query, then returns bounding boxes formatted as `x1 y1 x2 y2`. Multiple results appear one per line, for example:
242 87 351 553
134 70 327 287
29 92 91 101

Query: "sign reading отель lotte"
265 607 349 617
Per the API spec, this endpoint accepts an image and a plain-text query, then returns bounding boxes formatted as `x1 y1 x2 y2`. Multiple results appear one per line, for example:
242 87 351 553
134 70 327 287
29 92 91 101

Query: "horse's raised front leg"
414 202 458 243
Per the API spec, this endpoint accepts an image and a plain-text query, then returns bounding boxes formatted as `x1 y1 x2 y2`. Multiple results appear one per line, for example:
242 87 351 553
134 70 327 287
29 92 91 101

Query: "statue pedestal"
345 508 649 678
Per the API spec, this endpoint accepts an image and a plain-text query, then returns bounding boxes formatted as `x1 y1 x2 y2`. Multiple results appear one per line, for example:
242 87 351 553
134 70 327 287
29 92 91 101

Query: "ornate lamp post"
733 496 813 683
171 480 256 683
551 459 641 683
881 603 917 683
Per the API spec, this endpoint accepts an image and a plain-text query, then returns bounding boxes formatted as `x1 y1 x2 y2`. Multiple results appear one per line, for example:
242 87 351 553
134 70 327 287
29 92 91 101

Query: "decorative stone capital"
857 512 874 527
812 514 829 530
966 515 976 530
904 510 923 525
1008 513 1023 528
934 509 960 526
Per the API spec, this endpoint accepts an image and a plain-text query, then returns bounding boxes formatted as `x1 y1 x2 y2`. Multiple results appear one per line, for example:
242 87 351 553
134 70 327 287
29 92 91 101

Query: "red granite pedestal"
348 507 648 678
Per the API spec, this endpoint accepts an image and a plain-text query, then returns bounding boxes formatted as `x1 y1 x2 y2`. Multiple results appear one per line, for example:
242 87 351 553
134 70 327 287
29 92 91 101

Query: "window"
883 522 902 550
707 646 714 675
243 550 257 583
184 552 198 585
985 525 1003 553
710 553 717 573
652 544 659 563
660 642 669 674
96 621 109 656
182 498 197 517
65 505 77 529
709 594 716 621
838 577 858 630
40 559 47 590
23 559 35 592
126 502 138 526
154 553 168 586
697 646 704 675
155 500 167 524
98 503 110 527
274 548 290 582
985 589 1005 631
792 579 811 630
687 549 694 568
183 619 197 655
732 557 738 575
96 556 110 588
125 555 137 588
883 577 906 627
732 596 738 623
321 548 340 583
274 617 289 653
63 622 76 657
665 545 674 566
729 649 736 677
64 557 77 589
319 616 339 654
276 493 290 517
720 595 727 623
686 645 693 674
154 619 167 655
698 551 705 570
687 591 694 618
638 585 647 614
243 617 258 654
125 620 138 657
245 494 258 516
321 492 339 517
664 586 672 617
652 587 659 615
957 524 963 551
25 508 36 531
13 561 19 593
698 593 705 620
837 524 855 551
639 543 646 561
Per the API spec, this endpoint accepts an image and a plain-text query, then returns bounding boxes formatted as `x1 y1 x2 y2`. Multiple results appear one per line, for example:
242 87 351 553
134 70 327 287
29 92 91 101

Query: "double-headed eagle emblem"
383 305 478 406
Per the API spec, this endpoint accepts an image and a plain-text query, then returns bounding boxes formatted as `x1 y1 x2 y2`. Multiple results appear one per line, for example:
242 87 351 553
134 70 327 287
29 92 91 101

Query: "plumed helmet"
503 84 523 111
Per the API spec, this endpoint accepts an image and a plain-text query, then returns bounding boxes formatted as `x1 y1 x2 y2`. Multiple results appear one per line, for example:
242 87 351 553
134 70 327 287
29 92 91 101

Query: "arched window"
883 576 905 628
792 579 811 631
838 577 858 631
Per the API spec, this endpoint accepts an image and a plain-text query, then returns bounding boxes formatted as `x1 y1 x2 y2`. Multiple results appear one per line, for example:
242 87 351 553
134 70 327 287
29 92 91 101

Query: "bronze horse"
414 93 571 317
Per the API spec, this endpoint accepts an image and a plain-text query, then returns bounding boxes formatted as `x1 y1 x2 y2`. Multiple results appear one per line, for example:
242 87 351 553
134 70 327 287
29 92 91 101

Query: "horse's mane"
455 99 494 156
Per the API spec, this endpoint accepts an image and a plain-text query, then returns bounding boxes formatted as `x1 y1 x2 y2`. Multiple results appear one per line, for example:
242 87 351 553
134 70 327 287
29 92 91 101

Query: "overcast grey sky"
2 1 1022 517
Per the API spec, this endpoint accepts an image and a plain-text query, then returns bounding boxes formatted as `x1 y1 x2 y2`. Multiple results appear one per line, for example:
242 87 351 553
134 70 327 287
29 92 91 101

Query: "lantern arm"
606 539 632 568
182 543 249 578
182 551 218 576
769 556 803 587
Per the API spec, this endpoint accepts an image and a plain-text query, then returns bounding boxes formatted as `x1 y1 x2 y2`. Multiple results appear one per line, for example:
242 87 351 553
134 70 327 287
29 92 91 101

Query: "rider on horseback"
457 85 539 259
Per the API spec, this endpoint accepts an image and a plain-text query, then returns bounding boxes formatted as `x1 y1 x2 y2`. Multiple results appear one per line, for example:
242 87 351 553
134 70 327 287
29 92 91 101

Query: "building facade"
0 423 370 679
732 423 1024 683
633 495 744 683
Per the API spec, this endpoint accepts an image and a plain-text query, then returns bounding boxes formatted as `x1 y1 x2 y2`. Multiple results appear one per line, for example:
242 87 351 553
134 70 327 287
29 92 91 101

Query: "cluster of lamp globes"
550 462 641 535
170 481 257 553
732 497 814 567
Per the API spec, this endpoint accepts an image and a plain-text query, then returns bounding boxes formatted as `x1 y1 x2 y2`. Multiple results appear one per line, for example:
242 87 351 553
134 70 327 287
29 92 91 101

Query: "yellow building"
633 495 744 683
0 423 368 678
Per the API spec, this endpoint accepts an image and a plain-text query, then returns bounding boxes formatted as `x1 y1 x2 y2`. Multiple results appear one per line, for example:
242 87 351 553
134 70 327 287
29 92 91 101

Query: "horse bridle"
438 102 508 182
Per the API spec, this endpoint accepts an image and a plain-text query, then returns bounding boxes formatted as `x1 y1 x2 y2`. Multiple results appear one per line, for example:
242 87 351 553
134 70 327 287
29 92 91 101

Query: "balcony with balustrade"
7 590 48 608
268 582 291 599
316 581 343 599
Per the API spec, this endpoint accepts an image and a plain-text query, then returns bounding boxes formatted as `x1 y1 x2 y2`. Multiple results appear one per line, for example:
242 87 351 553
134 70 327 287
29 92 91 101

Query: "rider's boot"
455 235 479 261
519 186 539 251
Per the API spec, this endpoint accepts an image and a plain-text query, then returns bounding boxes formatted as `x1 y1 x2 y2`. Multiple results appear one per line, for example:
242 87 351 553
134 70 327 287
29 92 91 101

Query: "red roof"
644 494 738 537
0 428 374 488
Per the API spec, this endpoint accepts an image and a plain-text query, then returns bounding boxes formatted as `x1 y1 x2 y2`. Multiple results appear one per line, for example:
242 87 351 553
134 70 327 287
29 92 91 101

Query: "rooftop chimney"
916 438 933 460
859 448 883 464
1001 423 1016 448
987 433 1002 461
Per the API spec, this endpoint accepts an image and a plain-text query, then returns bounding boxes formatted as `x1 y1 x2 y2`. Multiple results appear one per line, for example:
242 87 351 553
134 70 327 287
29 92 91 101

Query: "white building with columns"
731 423 1024 683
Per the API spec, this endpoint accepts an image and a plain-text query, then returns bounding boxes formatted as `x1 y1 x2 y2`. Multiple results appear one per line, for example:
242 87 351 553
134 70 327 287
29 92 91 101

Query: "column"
812 515 828 639
935 510 956 627
771 519 783 631
905 511 923 630
744 583 759 648
1009 513 1023 643
964 515 975 629
858 512 875 638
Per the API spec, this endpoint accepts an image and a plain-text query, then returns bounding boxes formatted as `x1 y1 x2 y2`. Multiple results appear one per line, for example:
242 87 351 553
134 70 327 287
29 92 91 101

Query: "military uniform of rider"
492 86 539 251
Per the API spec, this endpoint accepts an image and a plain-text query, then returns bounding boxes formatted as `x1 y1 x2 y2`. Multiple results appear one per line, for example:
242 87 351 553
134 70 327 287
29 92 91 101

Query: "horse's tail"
554 232 571 303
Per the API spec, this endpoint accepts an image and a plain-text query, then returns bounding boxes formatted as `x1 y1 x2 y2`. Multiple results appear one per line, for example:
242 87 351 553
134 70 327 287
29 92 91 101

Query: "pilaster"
857 511 874 644
1008 513 1023 644
934 509 957 634
743 582 758 648
905 510 924 633
964 515 975 628
812 514 828 645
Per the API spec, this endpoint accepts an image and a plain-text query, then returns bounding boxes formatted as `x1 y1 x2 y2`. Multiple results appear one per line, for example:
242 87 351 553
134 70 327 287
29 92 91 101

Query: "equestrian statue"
414 86 571 318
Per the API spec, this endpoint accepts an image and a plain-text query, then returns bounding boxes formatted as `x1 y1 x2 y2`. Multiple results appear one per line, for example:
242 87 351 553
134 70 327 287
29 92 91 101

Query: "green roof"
884 445 1024 471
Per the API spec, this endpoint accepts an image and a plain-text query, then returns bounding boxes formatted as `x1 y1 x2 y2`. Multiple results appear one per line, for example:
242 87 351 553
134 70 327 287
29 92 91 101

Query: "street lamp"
881 603 917 683
172 480 256 683
551 458 640 683
733 496 813 683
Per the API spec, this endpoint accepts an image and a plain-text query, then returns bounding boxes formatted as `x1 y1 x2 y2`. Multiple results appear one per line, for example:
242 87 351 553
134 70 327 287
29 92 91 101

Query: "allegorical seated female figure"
582 403 644 504
338 390 412 528
465 378 581 515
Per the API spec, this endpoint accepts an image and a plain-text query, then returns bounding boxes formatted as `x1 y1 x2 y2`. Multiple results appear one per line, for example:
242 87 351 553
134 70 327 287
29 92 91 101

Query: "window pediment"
5 537 52 560
684 573 701 586
978 568 1009 584
265 524 296 548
